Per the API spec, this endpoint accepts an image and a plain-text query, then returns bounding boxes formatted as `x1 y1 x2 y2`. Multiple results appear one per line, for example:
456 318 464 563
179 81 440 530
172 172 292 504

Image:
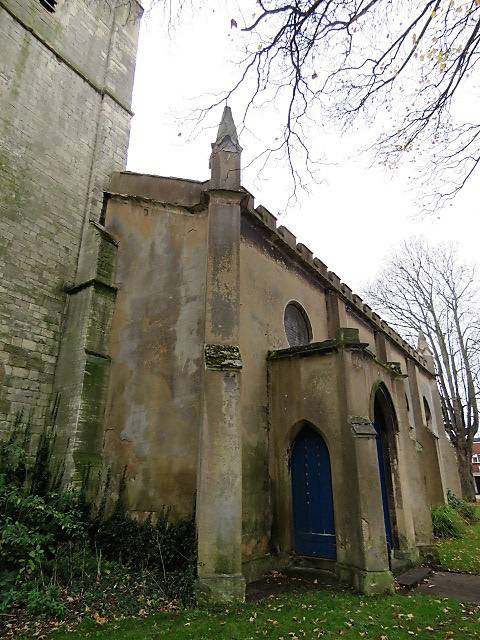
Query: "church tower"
0 1 142 448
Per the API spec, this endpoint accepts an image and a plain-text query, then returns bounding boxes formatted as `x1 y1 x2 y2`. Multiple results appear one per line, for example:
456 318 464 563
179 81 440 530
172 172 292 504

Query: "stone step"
396 566 432 589
284 565 339 586
391 556 413 577
293 556 336 572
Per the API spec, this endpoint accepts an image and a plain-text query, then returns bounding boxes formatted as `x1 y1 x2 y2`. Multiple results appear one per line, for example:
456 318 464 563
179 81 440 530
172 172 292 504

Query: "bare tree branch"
363 238 480 497
147 0 480 211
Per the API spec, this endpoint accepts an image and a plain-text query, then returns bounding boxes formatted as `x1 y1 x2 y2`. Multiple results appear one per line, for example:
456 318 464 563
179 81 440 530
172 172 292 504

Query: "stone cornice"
107 192 207 216
268 330 407 377
66 278 117 296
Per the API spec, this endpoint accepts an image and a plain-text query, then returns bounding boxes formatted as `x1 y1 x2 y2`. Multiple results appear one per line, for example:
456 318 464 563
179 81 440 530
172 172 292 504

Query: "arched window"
423 396 432 428
284 302 312 347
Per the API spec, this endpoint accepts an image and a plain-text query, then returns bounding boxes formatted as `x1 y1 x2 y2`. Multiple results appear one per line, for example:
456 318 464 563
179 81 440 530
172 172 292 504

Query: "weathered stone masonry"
100 109 462 602
0 0 141 444
1 1 464 605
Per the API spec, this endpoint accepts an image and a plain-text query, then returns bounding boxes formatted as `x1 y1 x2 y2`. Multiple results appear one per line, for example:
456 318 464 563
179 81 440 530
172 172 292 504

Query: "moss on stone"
4 344 43 369
242 434 270 557
346 568 394 595
74 354 110 460
96 233 117 284
10 32 32 99
0 398 12 415
205 344 242 370
86 284 116 355
335 327 360 345
195 575 246 605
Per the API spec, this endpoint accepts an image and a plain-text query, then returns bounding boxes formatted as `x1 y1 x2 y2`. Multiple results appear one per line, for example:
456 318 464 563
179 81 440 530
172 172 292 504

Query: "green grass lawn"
437 504 480 573
39 590 480 640
8 507 480 638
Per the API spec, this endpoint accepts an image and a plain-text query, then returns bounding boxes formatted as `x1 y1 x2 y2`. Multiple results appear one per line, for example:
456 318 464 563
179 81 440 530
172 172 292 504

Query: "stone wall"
102 175 209 519
0 0 141 439
237 203 457 580
239 214 330 568
101 171 459 568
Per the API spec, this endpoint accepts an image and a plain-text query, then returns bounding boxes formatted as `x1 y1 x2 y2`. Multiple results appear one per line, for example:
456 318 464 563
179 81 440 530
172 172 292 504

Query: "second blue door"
374 413 394 548
291 427 336 559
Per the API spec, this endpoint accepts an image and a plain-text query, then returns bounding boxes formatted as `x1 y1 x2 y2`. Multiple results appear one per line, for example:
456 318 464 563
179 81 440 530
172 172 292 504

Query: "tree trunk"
455 435 476 499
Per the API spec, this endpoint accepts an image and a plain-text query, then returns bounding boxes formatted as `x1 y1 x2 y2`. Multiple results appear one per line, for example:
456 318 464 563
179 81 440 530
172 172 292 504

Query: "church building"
0 0 462 604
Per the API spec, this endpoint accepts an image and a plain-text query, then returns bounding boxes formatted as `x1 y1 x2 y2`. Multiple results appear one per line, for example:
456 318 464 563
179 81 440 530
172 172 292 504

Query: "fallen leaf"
93 612 106 625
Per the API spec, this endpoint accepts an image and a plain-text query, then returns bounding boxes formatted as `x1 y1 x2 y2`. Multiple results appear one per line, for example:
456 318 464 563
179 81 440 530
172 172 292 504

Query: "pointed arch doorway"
373 386 397 551
291 426 336 559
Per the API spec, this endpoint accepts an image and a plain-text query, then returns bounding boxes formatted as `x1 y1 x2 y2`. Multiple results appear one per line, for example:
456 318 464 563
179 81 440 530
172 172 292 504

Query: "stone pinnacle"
214 106 241 151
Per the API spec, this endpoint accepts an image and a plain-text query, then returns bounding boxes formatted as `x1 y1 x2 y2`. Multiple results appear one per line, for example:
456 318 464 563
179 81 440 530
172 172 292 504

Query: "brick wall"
0 0 141 437
473 441 480 474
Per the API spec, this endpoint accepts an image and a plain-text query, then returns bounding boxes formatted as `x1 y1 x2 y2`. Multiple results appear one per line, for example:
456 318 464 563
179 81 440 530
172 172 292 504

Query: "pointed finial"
213 106 241 152
209 106 242 190
417 329 429 354
418 328 435 374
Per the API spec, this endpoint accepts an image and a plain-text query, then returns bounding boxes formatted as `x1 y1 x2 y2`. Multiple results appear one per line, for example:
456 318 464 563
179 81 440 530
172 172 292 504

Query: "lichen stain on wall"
103 199 207 519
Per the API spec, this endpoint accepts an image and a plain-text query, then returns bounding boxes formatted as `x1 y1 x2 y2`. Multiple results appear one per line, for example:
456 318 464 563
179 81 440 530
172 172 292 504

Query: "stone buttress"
195 107 246 602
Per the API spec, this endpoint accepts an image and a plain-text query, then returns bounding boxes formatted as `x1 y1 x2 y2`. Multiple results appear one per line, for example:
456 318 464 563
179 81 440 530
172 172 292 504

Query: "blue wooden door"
291 428 336 559
374 416 393 548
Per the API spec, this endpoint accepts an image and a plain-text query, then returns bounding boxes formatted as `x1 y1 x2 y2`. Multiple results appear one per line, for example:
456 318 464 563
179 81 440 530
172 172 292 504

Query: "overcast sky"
126 1 479 293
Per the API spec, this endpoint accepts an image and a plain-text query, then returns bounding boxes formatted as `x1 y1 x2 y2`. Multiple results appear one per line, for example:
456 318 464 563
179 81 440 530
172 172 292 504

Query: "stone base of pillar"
242 553 290 584
196 575 246 604
337 565 394 595
418 544 440 565
393 545 420 564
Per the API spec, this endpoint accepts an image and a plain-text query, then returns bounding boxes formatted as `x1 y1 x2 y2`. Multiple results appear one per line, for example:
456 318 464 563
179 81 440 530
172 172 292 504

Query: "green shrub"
93 494 197 605
431 503 466 538
0 426 88 614
446 489 476 522
1 584 66 617
0 416 197 618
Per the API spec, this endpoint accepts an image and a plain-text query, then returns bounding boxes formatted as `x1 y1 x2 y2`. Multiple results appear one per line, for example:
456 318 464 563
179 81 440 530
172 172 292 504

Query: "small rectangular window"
39 0 57 13
473 454 480 464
